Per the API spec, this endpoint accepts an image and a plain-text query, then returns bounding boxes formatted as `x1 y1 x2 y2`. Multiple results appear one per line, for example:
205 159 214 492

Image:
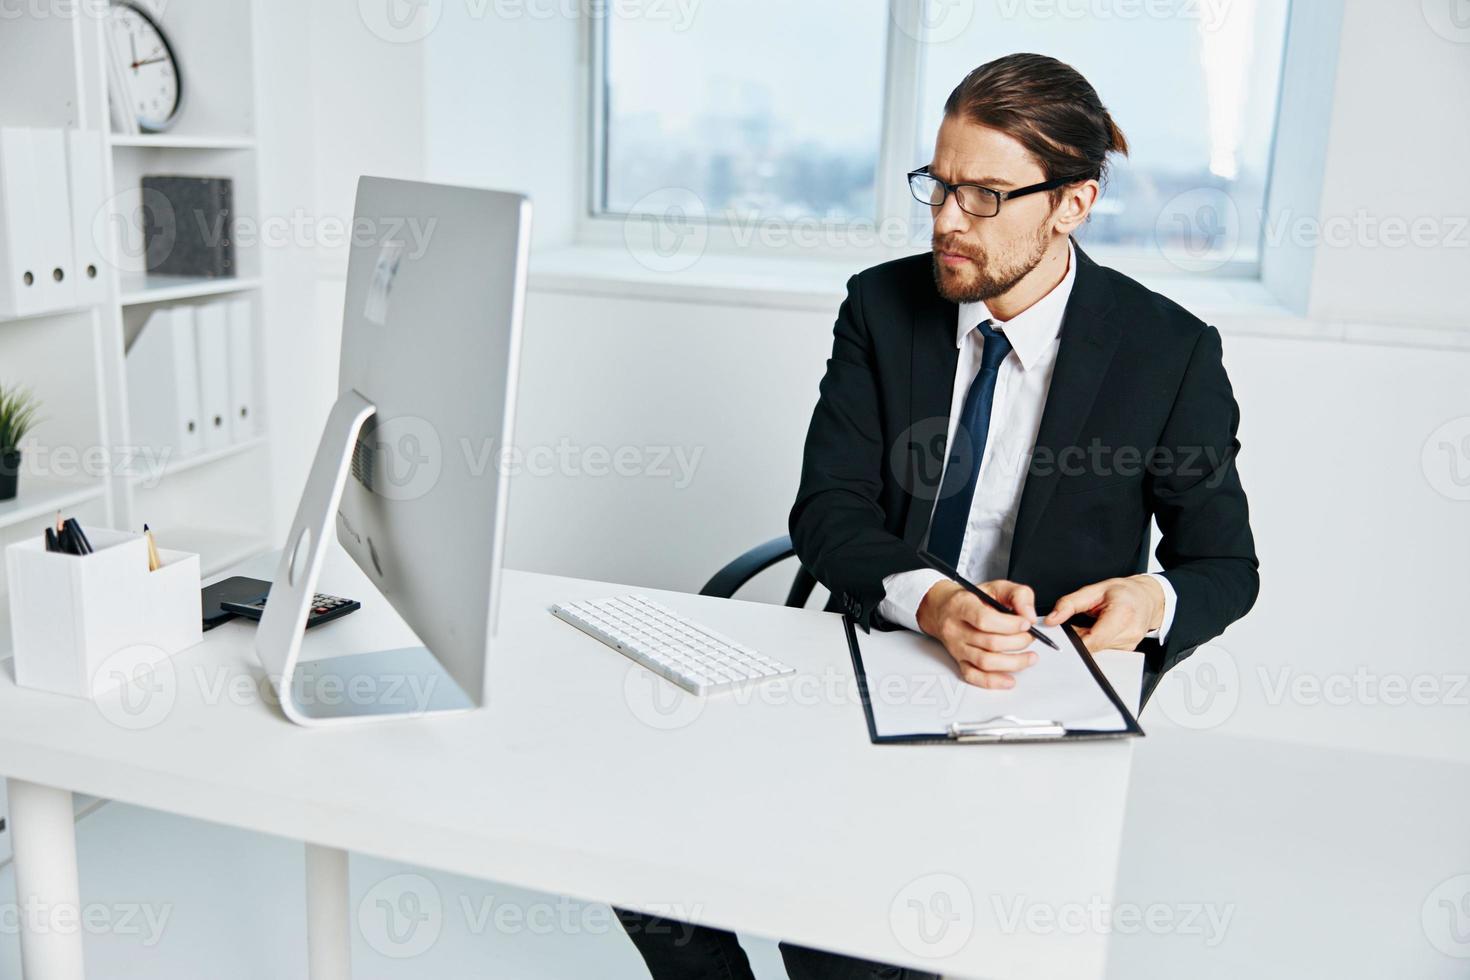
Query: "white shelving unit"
118 274 263 307
0 1 275 639
108 134 256 151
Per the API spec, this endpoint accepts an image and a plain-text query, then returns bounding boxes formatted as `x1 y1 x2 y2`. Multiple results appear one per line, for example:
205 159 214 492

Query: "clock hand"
131 55 168 68
129 33 139 73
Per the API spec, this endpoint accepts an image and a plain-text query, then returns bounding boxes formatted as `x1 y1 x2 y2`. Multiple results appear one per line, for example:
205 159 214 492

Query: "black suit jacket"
789 243 1259 702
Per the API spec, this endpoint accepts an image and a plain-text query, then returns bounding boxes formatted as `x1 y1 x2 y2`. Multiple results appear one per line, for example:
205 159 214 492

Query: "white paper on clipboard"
858 624 1131 738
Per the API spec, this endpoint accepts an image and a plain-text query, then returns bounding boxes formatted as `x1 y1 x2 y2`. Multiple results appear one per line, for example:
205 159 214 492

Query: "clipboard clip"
948 715 1067 742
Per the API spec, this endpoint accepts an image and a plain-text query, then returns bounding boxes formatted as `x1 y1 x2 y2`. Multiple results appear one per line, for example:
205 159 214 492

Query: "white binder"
127 306 203 461
65 129 109 306
225 296 256 442
0 128 77 317
194 301 232 450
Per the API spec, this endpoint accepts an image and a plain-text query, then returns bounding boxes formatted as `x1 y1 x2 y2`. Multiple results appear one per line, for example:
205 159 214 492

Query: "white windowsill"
529 245 857 313
527 244 1470 351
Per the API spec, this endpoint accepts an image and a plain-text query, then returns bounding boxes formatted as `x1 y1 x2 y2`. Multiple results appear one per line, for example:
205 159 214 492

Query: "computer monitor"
254 176 531 726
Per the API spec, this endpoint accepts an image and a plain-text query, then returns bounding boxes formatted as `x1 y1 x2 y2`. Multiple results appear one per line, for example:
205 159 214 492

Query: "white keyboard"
550 595 795 695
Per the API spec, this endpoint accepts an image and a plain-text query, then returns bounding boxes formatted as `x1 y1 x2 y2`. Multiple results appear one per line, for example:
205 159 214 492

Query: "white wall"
1180 331 1470 762
504 288 831 594
255 0 427 535
258 1 583 536
1306 0 1470 325
423 3 582 249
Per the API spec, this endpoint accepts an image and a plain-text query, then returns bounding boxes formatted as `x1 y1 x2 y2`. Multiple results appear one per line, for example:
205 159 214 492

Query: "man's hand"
916 579 1040 689
1044 575 1164 653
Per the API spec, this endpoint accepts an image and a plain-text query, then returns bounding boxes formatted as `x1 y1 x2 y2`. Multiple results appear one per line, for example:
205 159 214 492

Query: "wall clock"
108 1 183 132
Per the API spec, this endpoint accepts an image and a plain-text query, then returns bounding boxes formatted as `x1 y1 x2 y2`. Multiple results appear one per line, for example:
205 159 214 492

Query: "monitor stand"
253 390 474 727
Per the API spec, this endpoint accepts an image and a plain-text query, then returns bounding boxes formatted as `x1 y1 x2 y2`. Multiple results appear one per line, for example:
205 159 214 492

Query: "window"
914 0 1291 272
598 0 891 225
593 0 1292 274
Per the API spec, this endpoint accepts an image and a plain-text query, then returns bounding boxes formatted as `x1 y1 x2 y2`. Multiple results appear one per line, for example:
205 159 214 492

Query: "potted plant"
0 384 41 502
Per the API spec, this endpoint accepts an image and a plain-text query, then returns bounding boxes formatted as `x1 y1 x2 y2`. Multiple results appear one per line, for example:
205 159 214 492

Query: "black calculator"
221 591 361 629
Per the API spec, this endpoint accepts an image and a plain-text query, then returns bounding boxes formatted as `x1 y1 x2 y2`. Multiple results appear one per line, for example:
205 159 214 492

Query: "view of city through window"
603 0 1290 269
603 0 889 227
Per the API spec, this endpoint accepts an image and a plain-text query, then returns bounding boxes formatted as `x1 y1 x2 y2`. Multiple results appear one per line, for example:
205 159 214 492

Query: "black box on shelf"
141 175 235 278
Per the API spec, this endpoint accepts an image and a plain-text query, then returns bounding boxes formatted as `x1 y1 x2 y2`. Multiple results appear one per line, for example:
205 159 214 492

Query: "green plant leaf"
0 383 43 454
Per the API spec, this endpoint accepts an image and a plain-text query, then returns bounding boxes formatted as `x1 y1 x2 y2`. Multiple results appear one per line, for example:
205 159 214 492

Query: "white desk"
0 548 1143 980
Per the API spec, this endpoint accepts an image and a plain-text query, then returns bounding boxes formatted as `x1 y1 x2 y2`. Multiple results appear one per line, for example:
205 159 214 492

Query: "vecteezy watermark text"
0 900 172 947
991 895 1235 946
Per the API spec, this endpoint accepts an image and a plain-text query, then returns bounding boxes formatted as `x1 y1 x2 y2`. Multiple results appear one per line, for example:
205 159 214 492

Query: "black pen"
916 550 1059 650
62 518 92 555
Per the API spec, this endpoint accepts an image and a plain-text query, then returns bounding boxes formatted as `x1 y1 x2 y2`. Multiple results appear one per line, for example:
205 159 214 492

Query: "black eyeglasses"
907 166 1095 218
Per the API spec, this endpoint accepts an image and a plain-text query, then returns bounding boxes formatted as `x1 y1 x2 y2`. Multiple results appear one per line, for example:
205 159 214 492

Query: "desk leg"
8 779 85 980
304 843 351 980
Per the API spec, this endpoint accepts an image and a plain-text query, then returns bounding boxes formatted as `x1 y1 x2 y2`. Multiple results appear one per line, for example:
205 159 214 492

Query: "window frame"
579 0 1306 282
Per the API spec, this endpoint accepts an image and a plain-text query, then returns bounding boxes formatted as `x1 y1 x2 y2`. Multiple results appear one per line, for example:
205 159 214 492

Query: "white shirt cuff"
1146 572 1177 642
878 569 948 633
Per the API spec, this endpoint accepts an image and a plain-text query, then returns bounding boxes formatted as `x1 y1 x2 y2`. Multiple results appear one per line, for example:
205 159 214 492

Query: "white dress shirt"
879 241 1177 640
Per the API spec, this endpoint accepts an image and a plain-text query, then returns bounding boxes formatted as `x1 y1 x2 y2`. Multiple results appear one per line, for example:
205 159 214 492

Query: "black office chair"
700 534 816 606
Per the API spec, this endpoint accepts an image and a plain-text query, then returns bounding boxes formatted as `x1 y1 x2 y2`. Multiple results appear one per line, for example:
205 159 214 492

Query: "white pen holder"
6 528 203 698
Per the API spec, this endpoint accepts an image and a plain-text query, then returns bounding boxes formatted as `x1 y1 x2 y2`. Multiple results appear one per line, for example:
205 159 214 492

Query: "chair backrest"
700 534 817 607
784 564 819 609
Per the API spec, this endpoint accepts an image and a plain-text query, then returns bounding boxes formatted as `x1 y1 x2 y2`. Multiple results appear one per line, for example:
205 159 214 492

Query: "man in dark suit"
792 53 1259 706
621 52 1257 980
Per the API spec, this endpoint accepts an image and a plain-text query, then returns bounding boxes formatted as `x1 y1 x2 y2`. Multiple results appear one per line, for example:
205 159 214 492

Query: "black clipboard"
844 616 1144 744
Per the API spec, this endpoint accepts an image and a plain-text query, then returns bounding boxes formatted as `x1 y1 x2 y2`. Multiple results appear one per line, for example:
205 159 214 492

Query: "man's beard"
931 225 1050 304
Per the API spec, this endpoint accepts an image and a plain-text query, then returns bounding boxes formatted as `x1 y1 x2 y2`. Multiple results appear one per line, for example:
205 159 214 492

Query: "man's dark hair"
944 53 1129 193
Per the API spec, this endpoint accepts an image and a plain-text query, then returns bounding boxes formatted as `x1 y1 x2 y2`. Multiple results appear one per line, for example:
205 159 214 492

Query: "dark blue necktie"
927 320 1012 567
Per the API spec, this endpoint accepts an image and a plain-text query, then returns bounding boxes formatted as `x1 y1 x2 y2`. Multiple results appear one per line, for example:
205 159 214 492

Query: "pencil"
143 523 162 572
